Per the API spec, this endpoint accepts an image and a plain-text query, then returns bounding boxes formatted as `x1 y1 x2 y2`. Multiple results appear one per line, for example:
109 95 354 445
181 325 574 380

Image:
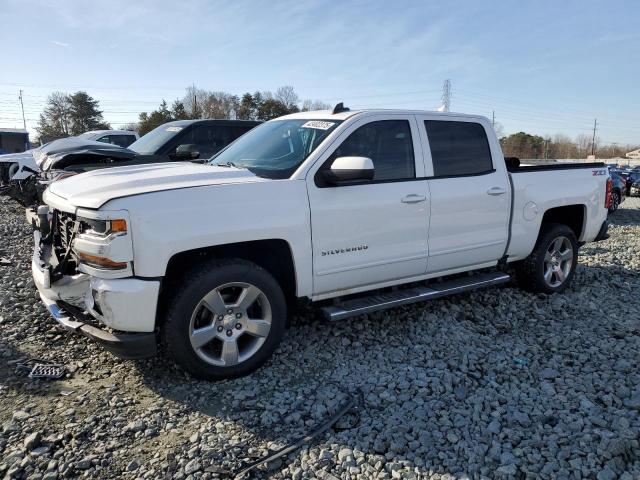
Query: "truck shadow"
607 199 640 226
133 256 640 478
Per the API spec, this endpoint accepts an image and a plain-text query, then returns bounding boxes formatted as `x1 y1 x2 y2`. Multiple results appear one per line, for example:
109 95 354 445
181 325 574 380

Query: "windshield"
210 119 342 179
128 123 186 154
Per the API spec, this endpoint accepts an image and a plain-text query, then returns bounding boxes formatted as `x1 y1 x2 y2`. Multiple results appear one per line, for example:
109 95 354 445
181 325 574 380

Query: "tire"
163 258 286 380
516 223 578 294
608 191 620 213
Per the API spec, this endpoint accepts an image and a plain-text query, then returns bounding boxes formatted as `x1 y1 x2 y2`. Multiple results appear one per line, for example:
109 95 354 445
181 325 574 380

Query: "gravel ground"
1 196 639 480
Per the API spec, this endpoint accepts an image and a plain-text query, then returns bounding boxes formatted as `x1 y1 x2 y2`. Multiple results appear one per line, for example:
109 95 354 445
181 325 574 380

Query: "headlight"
82 218 127 236
72 209 133 274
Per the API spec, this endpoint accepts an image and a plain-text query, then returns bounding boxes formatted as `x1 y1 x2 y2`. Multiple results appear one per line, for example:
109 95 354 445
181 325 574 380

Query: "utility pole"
18 90 27 131
590 118 597 157
19 90 29 149
492 110 495 128
441 79 451 112
192 83 198 119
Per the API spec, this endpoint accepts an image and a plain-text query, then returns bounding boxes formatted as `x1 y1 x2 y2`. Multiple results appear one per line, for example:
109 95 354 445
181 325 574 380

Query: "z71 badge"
592 169 607 176
321 245 368 256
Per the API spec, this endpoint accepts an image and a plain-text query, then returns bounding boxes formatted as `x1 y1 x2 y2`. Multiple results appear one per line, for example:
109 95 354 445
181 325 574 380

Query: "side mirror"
174 144 200 160
322 156 374 184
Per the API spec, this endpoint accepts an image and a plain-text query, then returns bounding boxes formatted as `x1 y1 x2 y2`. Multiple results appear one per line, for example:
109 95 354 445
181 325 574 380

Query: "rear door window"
109 135 137 148
425 121 493 177
95 135 136 148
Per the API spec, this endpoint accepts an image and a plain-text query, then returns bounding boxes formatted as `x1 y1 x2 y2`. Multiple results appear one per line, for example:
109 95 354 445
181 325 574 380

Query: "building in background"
0 128 29 154
625 148 640 160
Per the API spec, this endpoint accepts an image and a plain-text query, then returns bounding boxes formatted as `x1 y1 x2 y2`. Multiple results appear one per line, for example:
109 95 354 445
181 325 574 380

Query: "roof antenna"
332 102 350 114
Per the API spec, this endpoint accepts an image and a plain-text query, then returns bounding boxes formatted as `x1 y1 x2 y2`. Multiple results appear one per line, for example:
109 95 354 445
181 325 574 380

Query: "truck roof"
278 109 489 122
162 119 262 127
79 129 137 136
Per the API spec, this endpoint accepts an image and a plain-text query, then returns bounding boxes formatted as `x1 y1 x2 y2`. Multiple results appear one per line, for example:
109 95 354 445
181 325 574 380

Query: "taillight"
605 178 612 209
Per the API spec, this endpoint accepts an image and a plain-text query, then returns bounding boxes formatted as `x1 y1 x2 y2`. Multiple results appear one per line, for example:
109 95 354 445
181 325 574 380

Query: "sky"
0 0 639 145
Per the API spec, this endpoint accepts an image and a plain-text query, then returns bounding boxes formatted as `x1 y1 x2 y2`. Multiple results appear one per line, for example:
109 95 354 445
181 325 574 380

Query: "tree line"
35 90 638 158
36 86 330 141
136 85 330 135
500 131 639 160
37 91 110 142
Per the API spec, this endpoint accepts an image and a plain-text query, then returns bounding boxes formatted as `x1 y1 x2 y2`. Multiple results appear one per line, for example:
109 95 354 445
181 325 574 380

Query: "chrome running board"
321 272 511 321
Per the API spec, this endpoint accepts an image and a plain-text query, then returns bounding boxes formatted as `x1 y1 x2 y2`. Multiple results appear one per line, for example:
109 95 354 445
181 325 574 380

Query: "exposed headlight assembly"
72 209 133 275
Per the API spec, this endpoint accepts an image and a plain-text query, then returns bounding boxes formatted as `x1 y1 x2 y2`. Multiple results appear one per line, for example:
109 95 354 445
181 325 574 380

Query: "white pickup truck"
28 106 611 379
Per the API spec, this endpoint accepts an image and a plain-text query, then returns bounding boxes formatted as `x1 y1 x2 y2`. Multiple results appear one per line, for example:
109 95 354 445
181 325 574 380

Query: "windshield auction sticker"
166 126 183 132
301 121 335 130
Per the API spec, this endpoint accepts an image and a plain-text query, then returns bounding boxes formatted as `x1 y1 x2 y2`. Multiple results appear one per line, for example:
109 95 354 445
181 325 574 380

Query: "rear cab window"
425 120 493 177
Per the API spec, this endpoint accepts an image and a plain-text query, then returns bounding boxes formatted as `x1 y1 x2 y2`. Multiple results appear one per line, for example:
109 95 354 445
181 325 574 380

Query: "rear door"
307 115 430 295
416 116 510 274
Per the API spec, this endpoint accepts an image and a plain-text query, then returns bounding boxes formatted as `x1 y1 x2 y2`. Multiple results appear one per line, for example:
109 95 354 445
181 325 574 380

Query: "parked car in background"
28 107 610 379
624 171 640 196
76 129 139 148
0 129 138 186
39 119 261 174
1 120 260 206
607 169 626 213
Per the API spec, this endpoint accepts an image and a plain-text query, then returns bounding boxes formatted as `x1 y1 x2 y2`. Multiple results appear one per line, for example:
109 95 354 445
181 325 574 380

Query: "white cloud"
48 40 70 48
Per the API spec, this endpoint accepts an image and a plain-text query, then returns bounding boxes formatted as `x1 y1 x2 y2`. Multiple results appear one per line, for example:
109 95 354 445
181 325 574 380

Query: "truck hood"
47 162 268 209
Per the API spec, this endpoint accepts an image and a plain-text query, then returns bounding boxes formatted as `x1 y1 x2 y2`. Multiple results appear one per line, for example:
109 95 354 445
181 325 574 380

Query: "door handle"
487 187 508 196
401 194 427 204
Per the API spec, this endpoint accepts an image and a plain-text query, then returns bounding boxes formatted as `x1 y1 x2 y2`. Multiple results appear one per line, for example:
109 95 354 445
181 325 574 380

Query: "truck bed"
506 161 609 262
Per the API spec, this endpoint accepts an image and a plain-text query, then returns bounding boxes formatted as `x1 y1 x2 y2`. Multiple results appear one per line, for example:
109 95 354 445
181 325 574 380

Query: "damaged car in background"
0 120 260 206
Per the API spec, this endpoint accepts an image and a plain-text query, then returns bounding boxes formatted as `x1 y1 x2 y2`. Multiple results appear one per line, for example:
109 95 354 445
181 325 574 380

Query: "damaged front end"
0 154 43 207
1 141 137 207
28 203 158 359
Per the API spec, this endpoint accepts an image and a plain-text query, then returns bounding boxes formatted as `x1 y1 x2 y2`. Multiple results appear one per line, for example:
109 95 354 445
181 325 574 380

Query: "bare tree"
275 86 299 109
182 86 210 119
301 99 331 111
576 134 592 159
201 92 239 119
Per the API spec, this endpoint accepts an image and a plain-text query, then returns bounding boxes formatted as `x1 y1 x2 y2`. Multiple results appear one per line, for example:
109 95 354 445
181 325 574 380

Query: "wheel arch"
539 204 586 241
157 239 298 327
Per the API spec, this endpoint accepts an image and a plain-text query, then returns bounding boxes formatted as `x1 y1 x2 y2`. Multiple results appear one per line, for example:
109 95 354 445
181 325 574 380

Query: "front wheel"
163 259 286 380
516 223 578 294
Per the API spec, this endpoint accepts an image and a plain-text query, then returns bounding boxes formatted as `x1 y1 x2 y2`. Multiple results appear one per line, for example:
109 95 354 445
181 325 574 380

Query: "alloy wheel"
543 236 574 288
188 282 272 367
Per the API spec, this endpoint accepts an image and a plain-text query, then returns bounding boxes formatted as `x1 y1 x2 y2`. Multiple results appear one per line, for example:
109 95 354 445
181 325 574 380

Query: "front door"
307 115 430 296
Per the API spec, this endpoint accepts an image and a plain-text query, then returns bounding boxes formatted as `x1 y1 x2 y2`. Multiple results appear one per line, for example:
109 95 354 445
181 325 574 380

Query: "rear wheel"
163 259 286 380
516 223 578 294
608 190 620 213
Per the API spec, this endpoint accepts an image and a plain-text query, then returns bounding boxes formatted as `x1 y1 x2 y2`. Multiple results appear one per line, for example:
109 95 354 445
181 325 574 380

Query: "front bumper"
30 213 159 359
37 294 156 359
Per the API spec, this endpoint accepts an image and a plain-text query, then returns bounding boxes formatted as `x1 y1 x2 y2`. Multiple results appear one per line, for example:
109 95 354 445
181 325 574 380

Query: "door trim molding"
316 253 428 276
429 239 505 257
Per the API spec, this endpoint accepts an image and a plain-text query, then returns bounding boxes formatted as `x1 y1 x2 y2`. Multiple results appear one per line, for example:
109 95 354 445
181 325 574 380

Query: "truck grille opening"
51 210 81 274
56 211 77 251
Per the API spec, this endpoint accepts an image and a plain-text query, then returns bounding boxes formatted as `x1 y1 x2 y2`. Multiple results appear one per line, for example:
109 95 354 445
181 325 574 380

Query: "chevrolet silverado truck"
28 105 611 379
